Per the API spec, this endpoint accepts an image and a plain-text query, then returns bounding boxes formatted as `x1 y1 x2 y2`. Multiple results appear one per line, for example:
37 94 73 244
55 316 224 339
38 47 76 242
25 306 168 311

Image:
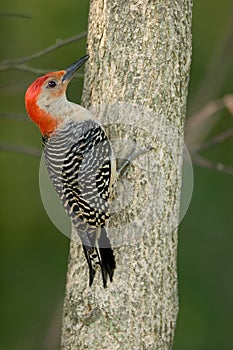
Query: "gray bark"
60 1 192 349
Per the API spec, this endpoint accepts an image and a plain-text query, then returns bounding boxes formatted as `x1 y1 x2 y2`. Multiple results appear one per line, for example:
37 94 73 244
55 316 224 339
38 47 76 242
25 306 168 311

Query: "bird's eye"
47 80 57 88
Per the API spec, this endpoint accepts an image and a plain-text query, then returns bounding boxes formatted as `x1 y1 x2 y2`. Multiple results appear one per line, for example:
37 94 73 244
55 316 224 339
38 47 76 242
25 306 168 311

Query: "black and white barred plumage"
43 119 116 287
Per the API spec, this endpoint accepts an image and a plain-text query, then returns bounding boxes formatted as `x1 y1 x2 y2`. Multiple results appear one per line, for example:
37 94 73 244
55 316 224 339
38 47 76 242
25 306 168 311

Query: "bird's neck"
26 93 97 137
27 101 62 137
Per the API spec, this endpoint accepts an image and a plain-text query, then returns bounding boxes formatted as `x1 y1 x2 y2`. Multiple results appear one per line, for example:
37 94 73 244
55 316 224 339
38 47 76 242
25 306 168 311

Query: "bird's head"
25 55 89 136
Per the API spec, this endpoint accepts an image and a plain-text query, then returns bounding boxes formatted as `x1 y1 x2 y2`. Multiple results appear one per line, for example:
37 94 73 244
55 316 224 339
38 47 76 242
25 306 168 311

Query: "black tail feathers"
82 227 115 288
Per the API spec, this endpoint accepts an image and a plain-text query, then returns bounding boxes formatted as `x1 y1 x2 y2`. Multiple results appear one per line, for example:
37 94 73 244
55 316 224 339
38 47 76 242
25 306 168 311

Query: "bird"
25 55 116 288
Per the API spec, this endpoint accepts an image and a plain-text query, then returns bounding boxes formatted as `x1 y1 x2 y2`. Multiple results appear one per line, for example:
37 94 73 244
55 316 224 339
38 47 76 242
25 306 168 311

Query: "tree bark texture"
60 1 192 349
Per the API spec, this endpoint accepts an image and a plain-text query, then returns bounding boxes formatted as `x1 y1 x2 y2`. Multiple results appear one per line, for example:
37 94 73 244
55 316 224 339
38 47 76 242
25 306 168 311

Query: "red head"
25 55 89 136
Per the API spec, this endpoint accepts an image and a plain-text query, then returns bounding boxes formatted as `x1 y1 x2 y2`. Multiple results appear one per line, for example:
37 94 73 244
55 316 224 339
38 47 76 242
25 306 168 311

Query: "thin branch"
7 65 53 75
191 152 233 175
185 95 233 148
186 98 225 135
1 64 84 77
0 12 32 19
0 31 87 69
0 112 28 121
187 94 233 174
196 128 233 152
0 142 41 157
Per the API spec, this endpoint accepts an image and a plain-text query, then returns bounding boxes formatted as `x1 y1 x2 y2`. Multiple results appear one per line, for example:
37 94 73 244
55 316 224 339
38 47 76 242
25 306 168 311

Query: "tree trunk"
60 1 192 349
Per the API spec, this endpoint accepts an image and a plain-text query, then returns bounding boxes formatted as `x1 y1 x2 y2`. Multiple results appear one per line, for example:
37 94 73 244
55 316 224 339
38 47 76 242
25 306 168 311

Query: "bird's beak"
62 54 89 82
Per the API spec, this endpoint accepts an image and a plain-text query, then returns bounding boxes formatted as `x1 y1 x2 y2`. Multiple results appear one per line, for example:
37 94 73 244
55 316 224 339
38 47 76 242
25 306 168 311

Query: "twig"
1 64 84 77
186 98 224 131
185 95 233 148
191 152 233 176
0 142 41 157
196 128 233 152
0 31 87 69
0 12 32 19
0 112 28 121
6 65 52 75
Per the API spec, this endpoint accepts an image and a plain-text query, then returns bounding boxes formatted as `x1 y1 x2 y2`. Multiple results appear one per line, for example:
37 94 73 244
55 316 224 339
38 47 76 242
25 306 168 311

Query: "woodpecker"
25 55 116 287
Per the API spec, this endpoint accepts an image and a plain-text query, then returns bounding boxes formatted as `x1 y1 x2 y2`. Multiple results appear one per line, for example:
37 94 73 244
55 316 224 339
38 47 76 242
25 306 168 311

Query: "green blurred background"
1 1 233 349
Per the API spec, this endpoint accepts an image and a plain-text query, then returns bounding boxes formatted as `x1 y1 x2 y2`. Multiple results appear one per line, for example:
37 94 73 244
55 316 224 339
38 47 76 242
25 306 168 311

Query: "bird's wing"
43 119 114 229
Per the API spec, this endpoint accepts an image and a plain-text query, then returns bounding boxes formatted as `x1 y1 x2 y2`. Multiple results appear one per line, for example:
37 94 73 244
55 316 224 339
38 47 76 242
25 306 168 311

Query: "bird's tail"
82 227 116 288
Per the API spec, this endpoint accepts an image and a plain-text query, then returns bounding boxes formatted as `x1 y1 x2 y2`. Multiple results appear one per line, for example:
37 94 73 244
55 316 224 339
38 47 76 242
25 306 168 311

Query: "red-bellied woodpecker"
25 55 116 288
